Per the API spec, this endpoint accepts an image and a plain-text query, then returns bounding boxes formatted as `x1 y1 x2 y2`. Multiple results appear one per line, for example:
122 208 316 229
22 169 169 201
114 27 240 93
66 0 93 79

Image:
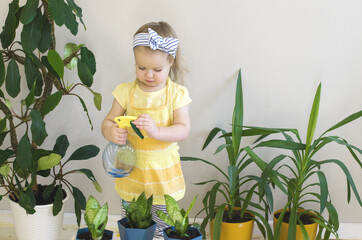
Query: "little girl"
101 21 191 237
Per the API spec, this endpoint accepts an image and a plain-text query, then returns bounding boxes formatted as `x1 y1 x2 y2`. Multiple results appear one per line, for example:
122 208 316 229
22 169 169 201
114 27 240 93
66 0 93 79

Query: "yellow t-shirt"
112 78 192 204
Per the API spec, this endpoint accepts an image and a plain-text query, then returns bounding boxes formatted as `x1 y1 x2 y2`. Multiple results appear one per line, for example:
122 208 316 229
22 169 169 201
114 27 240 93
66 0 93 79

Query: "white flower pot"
8 192 69 240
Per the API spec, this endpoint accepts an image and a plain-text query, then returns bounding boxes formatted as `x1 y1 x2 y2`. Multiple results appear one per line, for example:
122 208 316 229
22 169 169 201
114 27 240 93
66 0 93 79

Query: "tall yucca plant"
182 69 288 240
246 83 362 239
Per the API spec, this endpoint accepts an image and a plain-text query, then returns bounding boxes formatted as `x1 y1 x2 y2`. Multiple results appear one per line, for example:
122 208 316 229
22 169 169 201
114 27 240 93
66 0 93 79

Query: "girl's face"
134 46 173 92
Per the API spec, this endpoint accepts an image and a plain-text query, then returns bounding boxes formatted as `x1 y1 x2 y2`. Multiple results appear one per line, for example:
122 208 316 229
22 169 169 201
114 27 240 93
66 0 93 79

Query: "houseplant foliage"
182 70 286 240
246 83 362 239
156 194 202 240
0 0 102 226
76 195 113 240
122 192 154 229
118 192 157 240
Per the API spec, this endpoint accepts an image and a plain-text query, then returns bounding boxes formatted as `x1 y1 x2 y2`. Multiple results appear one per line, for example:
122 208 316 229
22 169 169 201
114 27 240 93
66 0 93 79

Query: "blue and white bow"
133 28 179 58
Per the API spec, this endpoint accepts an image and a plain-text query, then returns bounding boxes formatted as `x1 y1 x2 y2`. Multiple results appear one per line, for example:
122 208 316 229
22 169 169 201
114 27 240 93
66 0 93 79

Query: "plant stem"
0 99 18 152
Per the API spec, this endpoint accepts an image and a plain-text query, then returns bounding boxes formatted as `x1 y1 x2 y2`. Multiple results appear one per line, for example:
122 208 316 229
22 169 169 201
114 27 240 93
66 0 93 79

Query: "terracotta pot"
210 208 254 240
273 209 318 240
8 192 69 240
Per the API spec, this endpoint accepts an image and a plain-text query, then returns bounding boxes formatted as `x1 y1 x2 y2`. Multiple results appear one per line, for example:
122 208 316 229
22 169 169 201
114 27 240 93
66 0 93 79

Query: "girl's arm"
133 104 190 142
101 99 127 145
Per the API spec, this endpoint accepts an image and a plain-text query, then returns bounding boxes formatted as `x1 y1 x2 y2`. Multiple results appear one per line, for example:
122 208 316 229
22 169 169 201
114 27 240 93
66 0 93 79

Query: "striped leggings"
121 201 169 239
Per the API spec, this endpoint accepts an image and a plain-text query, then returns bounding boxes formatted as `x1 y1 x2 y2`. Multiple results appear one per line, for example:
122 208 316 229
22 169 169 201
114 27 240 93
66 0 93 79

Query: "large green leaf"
24 56 38 90
0 0 20 49
63 43 79 70
53 135 69 158
181 156 228 179
21 8 43 52
52 185 64 216
84 195 101 225
0 163 11 177
323 110 362 136
228 165 238 197
316 171 328 214
325 202 339 231
63 3 78 35
256 139 306 150
5 58 21 98
41 56 60 79
164 195 183 223
20 0 39 24
0 118 7 133
47 50 64 79
306 83 321 153
0 52 5 87
72 186 85 226
72 186 86 210
30 109 48 145
37 13 52 53
92 90 102 111
37 153 61 171
232 69 243 162
67 145 100 161
76 95 94 130
15 133 32 170
73 169 101 192
18 188 36 214
40 90 63 117
66 0 85 28
80 47 96 75
319 159 362 206
77 59 93 87
48 0 65 26
213 204 226 240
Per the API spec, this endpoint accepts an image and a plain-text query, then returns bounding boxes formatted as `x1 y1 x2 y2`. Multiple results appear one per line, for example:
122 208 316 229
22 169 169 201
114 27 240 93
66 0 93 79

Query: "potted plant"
181 70 283 240
76 195 113 240
0 0 101 239
117 192 157 240
156 194 202 240
245 83 362 239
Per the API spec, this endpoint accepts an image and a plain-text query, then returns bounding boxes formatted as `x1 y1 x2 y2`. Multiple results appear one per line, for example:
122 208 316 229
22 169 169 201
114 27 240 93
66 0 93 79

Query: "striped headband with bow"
133 28 179 58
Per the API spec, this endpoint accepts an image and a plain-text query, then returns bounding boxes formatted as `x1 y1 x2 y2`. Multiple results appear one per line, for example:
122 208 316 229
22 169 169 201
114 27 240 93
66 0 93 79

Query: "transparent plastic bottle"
102 116 143 178
102 142 136 178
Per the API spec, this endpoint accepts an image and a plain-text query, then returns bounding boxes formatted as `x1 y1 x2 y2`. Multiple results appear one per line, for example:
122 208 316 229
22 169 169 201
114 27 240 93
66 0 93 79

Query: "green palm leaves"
247 83 362 239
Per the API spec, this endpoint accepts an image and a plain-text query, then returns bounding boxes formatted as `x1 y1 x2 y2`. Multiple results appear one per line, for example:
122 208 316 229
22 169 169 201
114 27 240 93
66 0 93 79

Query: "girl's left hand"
133 114 159 139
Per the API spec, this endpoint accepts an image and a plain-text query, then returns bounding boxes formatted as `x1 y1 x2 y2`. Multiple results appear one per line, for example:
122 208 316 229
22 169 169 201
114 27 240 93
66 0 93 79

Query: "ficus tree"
0 0 102 225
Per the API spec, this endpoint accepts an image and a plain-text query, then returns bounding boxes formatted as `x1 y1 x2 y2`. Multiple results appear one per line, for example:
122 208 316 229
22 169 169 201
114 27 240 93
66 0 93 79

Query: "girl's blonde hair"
134 21 188 85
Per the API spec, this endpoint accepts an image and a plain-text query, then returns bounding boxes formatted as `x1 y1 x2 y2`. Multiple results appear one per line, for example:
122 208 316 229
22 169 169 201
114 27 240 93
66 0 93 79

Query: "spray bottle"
102 116 144 178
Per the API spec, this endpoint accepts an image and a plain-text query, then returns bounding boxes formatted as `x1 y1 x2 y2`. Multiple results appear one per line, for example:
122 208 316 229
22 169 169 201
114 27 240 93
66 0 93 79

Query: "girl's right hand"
108 122 128 145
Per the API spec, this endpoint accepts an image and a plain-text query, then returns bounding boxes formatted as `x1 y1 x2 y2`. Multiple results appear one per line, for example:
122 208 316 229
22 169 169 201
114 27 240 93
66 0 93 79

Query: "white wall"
1 0 361 224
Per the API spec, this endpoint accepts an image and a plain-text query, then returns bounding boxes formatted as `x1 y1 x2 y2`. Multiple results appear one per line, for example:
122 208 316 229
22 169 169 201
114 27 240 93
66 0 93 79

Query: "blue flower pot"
117 217 156 240
162 226 203 240
76 227 114 240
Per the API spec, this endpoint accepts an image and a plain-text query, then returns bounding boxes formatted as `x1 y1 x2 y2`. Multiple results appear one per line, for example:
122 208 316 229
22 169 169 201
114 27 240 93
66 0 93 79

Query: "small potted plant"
156 195 202 240
76 196 113 240
117 192 157 240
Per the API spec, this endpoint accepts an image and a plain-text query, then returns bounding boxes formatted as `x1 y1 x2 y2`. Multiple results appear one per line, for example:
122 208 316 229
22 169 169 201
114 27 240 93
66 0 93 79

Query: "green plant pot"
117 217 156 240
